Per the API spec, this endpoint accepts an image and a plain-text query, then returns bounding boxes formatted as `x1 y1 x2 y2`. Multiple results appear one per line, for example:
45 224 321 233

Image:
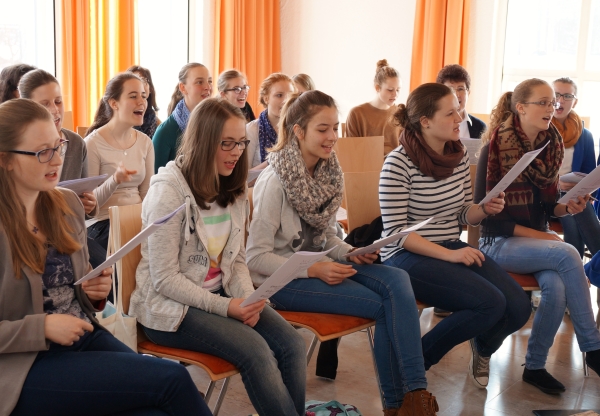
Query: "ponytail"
481 92 513 145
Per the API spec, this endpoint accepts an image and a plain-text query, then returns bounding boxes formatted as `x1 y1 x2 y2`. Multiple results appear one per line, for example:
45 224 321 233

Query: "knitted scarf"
486 113 563 226
399 129 464 180
258 110 278 162
551 110 582 149
172 99 190 133
135 109 158 138
268 139 344 235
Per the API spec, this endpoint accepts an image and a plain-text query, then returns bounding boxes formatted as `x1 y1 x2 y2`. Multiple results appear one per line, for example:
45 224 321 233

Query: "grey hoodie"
129 157 255 332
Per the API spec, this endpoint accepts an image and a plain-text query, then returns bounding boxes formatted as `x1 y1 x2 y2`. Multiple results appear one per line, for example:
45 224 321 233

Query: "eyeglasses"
452 87 468 95
555 92 576 101
221 140 250 151
9 139 68 163
523 100 560 110
224 86 250 94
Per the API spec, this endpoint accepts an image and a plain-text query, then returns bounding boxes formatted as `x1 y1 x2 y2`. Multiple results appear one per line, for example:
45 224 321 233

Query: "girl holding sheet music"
475 78 600 394
129 97 307 416
379 83 531 390
0 99 209 416
246 90 439 416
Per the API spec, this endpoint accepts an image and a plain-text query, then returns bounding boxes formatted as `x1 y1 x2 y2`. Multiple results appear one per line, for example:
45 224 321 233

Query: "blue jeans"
11 329 209 416
559 201 600 258
270 262 426 409
480 235 600 369
143 305 306 416
384 240 531 369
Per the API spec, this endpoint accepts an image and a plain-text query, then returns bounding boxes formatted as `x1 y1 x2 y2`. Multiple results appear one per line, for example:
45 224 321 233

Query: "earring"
426 125 430 129
521 112 525 115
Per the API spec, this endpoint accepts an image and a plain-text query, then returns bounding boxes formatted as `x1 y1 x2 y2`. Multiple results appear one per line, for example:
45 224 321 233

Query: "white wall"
280 0 417 121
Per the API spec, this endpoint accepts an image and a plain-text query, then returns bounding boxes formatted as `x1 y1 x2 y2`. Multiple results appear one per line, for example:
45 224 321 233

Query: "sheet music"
559 172 587 184
58 174 108 195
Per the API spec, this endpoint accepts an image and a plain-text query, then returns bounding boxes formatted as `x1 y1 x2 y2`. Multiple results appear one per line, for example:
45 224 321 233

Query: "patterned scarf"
172 99 190 133
551 110 582 149
258 110 278 162
399 129 464 180
135 109 158 138
486 113 563 225
268 138 344 235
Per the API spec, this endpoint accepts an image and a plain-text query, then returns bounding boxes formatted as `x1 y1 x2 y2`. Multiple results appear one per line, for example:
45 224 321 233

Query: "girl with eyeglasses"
130 97 307 416
475 78 600 394
0 99 210 416
247 90 439 416
218 69 255 122
127 65 161 139
551 77 600 258
245 73 295 170
153 63 212 172
346 59 402 155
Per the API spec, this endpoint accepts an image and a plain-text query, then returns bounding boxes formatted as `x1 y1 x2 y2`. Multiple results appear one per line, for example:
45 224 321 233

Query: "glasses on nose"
555 92 576 101
522 100 560 110
221 140 250 151
452 87 468 95
224 86 250 95
9 139 69 163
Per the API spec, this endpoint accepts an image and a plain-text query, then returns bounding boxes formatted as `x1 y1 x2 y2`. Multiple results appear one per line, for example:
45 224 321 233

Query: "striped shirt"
199 202 232 292
379 146 476 261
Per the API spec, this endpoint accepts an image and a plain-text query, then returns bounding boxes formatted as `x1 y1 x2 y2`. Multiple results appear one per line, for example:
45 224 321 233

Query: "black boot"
522 368 565 395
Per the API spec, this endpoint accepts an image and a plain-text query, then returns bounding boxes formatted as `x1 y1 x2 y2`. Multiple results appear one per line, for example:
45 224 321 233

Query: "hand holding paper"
58 174 108 195
75 204 185 285
558 164 600 204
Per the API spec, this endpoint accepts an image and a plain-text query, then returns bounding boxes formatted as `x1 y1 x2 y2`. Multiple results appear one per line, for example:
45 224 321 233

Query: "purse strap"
106 209 124 315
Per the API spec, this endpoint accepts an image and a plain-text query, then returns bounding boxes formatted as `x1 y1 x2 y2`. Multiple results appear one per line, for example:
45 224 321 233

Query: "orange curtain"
60 0 138 130
214 0 281 110
410 0 471 90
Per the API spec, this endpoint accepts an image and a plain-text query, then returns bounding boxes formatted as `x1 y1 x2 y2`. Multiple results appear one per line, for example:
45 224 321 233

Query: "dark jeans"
559 201 600 258
11 329 209 416
384 240 531 370
88 219 111 252
87 236 107 269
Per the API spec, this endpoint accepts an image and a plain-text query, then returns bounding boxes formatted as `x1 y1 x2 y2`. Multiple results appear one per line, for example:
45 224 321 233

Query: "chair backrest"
108 204 143 315
62 111 74 131
467 164 481 246
340 122 347 138
344 171 381 233
470 113 490 126
335 136 384 173
581 116 591 129
77 126 89 138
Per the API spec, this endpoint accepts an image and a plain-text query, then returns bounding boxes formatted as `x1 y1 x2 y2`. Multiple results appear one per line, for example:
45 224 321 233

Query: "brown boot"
383 409 399 416
398 390 439 416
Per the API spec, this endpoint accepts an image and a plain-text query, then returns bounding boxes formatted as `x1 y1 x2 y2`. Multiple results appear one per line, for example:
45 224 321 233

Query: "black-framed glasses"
523 100 560 110
221 140 250 151
555 92 576 101
9 139 68 163
452 86 469 95
224 85 250 94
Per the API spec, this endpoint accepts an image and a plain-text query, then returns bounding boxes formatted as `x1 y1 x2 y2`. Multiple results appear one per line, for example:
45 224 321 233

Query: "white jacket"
129 157 255 332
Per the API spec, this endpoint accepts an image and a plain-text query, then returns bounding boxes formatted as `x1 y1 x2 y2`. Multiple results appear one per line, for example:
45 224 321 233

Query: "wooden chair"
335 136 384 173
77 126 89 138
340 122 346 138
581 116 591 129
108 204 239 416
62 111 74 131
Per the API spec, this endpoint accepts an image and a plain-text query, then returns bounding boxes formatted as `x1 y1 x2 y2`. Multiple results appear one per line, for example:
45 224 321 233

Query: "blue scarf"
172 99 190 133
258 110 278 162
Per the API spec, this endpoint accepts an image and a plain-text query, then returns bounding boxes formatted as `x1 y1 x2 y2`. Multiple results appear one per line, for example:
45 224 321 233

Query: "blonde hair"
374 59 399 86
292 73 315 91
259 72 293 107
0 99 80 275
217 69 246 93
270 90 337 153
167 63 208 116
481 78 551 145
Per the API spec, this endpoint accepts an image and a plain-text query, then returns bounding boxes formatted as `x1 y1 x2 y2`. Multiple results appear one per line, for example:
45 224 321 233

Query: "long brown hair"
0 99 81 275
481 78 550 145
167 63 207 116
271 90 337 153
0 63 36 103
127 65 159 112
393 83 453 133
87 72 143 136
178 98 247 209
18 69 59 99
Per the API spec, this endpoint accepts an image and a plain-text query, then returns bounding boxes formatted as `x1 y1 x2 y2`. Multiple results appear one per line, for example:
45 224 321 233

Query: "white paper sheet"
559 171 587 184
343 217 434 257
558 164 600 203
479 142 549 205
240 247 336 307
461 138 481 165
247 168 264 183
58 174 108 195
336 207 347 222
75 204 185 285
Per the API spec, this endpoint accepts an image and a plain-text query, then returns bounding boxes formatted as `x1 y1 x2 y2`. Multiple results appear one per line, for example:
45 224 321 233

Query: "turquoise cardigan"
152 114 183 173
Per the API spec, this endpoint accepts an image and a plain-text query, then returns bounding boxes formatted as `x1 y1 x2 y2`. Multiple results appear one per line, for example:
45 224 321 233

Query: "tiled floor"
187 288 600 416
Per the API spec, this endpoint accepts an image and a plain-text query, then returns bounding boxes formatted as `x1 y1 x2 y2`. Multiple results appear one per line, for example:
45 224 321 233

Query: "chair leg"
584 352 589 376
204 380 216 403
212 377 231 416
306 334 319 364
367 327 385 409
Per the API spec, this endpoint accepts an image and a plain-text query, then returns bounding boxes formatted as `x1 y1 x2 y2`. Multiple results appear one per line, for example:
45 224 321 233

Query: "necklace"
27 220 39 234
111 128 133 156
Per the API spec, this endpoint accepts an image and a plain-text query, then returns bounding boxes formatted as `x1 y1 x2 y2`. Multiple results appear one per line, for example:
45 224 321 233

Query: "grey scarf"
268 139 344 234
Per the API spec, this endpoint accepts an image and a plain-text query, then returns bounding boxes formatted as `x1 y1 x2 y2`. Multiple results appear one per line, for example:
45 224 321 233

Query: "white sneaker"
468 338 490 388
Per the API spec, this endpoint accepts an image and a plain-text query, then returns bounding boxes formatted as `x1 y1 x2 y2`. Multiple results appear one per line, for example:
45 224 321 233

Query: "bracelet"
481 204 490 216
565 205 573 216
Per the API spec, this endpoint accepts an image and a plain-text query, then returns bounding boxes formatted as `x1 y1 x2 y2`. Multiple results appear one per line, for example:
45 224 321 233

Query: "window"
503 0 600 148
0 0 55 75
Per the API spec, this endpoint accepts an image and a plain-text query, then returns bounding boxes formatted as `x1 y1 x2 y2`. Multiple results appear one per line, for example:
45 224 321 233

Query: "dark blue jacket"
573 128 596 174
468 114 487 139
